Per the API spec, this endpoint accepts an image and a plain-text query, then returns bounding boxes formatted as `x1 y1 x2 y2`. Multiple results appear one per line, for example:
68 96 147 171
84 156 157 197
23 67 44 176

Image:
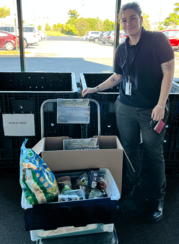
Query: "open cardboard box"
32 136 123 194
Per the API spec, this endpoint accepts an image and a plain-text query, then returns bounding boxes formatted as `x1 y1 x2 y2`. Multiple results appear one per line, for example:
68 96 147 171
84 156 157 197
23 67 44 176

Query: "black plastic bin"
0 72 79 169
24 169 120 231
80 74 179 171
80 73 119 138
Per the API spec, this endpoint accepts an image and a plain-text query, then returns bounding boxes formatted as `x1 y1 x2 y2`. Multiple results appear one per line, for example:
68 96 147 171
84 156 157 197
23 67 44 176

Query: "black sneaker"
148 201 164 223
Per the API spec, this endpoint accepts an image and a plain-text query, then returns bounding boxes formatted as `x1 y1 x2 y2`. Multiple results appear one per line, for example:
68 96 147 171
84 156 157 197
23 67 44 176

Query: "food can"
57 176 72 188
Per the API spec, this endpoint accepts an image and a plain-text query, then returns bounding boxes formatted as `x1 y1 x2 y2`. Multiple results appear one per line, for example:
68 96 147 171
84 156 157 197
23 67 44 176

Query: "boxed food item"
63 138 99 150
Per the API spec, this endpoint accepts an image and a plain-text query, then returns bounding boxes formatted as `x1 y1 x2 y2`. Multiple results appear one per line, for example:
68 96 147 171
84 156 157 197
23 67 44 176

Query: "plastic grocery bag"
20 139 58 205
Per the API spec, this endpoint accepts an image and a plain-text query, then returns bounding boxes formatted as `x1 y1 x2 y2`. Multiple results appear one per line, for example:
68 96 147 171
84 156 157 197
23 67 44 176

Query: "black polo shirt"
114 27 174 109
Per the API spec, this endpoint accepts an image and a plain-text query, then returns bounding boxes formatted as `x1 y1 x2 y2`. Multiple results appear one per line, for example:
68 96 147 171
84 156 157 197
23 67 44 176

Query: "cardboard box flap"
45 137 69 151
32 137 69 154
93 136 122 149
32 138 45 155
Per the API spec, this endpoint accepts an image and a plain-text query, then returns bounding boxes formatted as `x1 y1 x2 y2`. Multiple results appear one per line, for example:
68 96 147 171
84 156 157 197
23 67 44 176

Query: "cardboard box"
32 136 123 193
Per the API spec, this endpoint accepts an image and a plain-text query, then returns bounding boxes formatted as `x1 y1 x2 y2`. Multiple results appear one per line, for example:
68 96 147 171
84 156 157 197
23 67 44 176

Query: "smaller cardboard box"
32 136 123 194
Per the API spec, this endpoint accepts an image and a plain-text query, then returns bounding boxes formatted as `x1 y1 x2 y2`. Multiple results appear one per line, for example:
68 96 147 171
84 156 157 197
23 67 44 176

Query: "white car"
0 25 39 48
85 31 102 41
39 31 46 39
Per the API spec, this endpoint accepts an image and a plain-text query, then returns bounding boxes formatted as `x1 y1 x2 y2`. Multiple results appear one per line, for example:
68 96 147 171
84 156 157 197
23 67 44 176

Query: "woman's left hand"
151 105 165 121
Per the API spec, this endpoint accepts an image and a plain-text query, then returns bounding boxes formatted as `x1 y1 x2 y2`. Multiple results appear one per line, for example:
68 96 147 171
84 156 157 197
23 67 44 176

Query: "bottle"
97 177 108 197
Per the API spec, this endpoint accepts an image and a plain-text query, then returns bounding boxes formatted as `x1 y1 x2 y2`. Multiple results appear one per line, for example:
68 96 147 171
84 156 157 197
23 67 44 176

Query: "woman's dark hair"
120 2 142 19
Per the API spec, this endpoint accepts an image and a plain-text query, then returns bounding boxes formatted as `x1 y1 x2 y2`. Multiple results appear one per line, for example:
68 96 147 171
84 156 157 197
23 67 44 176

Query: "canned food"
57 176 72 188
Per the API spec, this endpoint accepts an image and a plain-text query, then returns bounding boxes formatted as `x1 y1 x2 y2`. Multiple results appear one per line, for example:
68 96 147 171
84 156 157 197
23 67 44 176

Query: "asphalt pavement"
46 35 83 41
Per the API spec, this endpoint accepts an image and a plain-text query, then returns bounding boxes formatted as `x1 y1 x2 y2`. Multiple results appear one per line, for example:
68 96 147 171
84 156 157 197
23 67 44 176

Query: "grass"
44 31 66 36
0 50 30 55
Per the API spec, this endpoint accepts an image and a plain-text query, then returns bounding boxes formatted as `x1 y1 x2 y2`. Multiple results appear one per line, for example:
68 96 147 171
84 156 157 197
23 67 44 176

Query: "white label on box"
2 114 35 136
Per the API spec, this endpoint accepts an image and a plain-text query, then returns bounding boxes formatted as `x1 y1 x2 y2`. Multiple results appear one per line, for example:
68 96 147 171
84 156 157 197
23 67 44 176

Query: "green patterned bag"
20 139 58 205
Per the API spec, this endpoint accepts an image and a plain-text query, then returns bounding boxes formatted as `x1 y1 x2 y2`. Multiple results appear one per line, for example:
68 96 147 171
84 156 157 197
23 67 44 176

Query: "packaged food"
57 176 72 189
79 185 90 199
58 195 80 202
62 189 85 200
88 170 99 188
20 139 58 205
58 183 71 193
73 173 88 188
88 189 103 199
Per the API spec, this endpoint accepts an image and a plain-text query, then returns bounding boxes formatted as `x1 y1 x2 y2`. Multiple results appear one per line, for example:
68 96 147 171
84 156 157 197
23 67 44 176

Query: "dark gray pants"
115 99 166 202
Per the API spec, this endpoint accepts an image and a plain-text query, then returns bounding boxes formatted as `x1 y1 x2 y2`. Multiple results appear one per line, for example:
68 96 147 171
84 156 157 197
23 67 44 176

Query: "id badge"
125 82 132 96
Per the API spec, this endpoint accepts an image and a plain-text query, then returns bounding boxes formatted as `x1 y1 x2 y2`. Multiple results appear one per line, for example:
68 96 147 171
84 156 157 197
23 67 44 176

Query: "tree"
66 18 77 26
75 18 89 36
163 3 179 28
0 6 10 18
157 22 165 31
142 13 151 31
56 23 63 32
38 25 42 31
163 13 179 28
68 9 80 19
61 24 77 35
95 18 104 31
85 18 98 30
174 3 179 12
53 24 57 31
45 23 51 31
103 19 115 31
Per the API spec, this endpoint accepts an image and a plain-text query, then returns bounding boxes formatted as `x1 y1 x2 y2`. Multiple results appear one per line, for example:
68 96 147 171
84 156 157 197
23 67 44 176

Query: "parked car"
0 31 19 50
39 31 46 40
119 32 127 44
85 31 101 41
105 30 127 45
105 31 115 45
162 29 179 50
100 31 109 43
89 33 101 43
0 25 39 48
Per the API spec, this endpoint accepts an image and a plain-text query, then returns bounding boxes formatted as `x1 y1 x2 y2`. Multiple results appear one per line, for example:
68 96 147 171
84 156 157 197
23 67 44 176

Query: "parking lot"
0 35 179 79
24 35 114 58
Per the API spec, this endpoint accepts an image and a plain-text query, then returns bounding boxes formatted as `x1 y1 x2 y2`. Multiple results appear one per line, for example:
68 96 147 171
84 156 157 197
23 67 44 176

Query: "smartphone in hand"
149 120 165 134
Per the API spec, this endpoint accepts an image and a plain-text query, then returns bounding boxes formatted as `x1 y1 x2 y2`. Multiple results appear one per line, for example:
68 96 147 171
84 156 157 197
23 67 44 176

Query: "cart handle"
40 99 101 139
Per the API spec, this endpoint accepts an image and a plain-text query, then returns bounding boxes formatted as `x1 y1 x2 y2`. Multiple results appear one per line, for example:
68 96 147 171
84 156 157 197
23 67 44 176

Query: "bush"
37 25 42 31
61 24 77 35
45 23 51 31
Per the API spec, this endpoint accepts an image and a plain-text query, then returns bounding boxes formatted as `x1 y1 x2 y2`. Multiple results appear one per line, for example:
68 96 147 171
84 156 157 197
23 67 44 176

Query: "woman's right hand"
82 87 97 97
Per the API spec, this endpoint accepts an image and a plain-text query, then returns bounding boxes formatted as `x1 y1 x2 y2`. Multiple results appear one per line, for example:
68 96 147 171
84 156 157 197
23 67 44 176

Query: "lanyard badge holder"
125 75 132 96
